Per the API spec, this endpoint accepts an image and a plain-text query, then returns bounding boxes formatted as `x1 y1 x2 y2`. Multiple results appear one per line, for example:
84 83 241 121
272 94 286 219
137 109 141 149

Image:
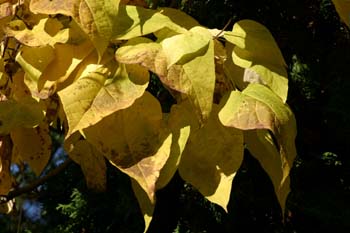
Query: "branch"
0 158 73 203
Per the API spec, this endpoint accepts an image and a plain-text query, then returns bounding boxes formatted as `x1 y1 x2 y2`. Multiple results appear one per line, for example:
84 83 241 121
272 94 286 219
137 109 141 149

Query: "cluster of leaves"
0 0 297 231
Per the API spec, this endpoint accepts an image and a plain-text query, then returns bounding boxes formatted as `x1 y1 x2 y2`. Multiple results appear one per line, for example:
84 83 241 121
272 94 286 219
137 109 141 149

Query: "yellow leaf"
161 26 211 67
30 0 121 59
158 7 200 30
0 136 12 195
156 103 191 190
131 179 154 233
38 40 95 92
84 92 169 202
10 123 52 176
112 5 187 40
0 98 45 135
178 104 244 211
16 45 55 83
5 18 69 47
332 0 350 27
59 56 149 138
69 140 107 192
224 20 288 102
244 130 291 212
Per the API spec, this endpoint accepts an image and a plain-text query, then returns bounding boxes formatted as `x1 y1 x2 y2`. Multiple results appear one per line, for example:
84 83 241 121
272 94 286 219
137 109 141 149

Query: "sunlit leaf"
219 83 297 209
112 5 187 40
84 92 169 202
68 139 106 192
10 123 51 176
0 136 12 195
244 129 291 212
161 26 211 67
5 18 69 47
30 0 121 59
179 104 244 211
58 55 149 138
224 20 288 102
332 0 350 27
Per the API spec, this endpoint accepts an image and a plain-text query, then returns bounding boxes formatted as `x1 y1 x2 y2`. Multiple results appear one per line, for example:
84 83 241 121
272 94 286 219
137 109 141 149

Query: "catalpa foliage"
0 0 296 231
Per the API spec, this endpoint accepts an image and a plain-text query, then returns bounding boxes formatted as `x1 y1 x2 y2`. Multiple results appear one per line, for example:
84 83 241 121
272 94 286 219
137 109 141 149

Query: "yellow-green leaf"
113 5 187 40
84 92 169 202
30 0 121 59
218 83 297 208
332 0 350 27
161 26 211 67
0 98 45 135
244 130 291 212
5 18 69 47
68 140 107 192
10 123 51 176
179 104 244 211
58 57 149 138
224 20 288 102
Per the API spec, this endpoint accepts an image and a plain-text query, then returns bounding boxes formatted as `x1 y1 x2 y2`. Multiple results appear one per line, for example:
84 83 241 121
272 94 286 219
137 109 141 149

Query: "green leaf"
179 104 244 211
58 55 149 138
244 130 291 212
10 123 51 176
0 98 45 135
224 20 288 102
83 92 170 202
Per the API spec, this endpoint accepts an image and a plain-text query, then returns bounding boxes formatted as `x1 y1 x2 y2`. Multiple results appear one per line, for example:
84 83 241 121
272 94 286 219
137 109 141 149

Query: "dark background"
1 0 350 232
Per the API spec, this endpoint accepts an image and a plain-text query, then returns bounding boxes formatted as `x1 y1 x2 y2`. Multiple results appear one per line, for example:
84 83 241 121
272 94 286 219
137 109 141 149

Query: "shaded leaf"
68 139 106 192
244 129 291 212
0 136 12 195
10 123 51 176
131 179 154 233
224 20 288 102
332 0 350 27
58 55 149 138
84 92 170 202
0 98 45 135
179 104 244 211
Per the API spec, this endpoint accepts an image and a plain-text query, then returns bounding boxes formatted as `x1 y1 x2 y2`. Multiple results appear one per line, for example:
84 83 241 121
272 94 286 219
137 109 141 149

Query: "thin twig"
214 18 233 39
0 158 73 203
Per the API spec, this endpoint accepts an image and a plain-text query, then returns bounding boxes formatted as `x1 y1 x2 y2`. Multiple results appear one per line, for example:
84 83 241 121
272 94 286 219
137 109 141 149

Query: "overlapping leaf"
224 20 288 102
219 83 297 208
10 123 51 176
179 104 243 211
68 139 107 192
30 0 121 59
0 98 44 135
58 55 149 138
5 18 69 47
83 92 169 202
244 130 291 212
